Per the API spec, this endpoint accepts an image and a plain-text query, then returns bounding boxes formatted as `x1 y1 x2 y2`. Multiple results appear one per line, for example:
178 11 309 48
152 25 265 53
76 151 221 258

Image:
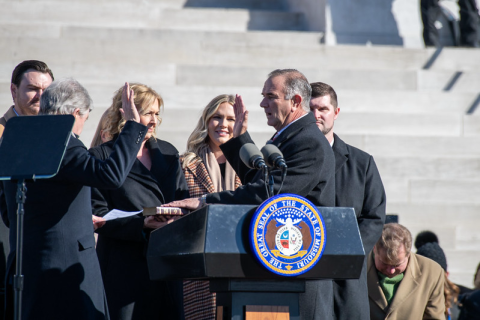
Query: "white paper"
102 209 142 221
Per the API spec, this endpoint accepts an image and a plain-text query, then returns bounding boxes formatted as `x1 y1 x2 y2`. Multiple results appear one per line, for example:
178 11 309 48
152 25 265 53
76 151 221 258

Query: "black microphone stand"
0 114 75 320
262 166 271 198
14 179 27 320
268 169 275 197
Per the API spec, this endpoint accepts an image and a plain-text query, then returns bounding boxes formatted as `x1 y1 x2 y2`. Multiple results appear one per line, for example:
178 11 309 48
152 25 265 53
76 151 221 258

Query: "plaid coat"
181 156 241 198
180 156 241 320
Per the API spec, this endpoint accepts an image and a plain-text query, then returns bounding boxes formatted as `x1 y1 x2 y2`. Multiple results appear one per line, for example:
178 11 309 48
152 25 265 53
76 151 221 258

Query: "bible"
143 207 183 216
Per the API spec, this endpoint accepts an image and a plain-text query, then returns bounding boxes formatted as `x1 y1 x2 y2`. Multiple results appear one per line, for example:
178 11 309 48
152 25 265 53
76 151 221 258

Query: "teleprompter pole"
14 179 26 320
0 114 76 320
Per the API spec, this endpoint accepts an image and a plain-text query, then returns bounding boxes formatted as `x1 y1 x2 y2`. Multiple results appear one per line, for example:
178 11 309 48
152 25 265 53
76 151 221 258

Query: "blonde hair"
90 107 113 148
182 94 235 168
444 272 460 315
102 83 163 139
376 223 412 263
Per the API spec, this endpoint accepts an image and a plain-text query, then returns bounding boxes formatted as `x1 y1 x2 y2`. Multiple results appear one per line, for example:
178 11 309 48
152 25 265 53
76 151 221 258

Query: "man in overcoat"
367 223 445 320
309 82 386 320
167 69 336 319
0 60 54 320
1 80 147 320
0 60 54 138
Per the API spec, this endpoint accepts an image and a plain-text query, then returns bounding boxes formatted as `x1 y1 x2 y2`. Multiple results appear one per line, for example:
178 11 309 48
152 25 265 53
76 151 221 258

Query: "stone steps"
344 134 480 157
389 201 480 286
409 179 480 205
177 66 480 92
375 157 480 180
0 2 305 31
387 203 480 229
334 112 470 136
2 29 480 72
1 58 479 94
157 108 472 137
2 84 479 149
0 0 288 10
2 80 478 115
383 176 477 203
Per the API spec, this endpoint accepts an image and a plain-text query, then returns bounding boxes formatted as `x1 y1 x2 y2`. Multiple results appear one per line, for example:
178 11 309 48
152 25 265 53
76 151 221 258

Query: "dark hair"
414 230 439 249
11 60 54 86
310 82 338 109
416 242 447 271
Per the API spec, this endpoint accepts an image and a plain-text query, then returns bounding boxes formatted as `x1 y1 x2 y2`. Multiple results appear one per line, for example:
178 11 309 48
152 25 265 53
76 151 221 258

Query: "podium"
147 205 364 319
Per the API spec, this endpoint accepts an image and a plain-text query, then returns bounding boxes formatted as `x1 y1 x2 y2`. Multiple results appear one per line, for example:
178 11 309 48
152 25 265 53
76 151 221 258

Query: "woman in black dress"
90 83 189 320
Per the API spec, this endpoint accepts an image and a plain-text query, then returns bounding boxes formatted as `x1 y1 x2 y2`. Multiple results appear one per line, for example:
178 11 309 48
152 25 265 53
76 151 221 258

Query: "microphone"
261 144 287 170
240 143 267 170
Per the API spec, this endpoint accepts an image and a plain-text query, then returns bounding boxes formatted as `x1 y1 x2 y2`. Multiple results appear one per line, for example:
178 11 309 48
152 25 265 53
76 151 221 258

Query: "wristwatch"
200 194 208 207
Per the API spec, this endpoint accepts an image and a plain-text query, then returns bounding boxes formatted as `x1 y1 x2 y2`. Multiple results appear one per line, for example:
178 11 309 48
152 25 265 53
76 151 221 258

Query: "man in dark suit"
310 82 386 320
420 0 480 47
0 60 54 320
1 80 147 320
0 224 6 320
0 60 54 138
167 69 336 319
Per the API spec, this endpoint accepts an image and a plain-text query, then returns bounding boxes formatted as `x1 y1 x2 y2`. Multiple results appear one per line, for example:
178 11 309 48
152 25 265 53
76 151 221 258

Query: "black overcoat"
331 133 386 320
1 121 147 320
90 137 189 320
207 112 337 320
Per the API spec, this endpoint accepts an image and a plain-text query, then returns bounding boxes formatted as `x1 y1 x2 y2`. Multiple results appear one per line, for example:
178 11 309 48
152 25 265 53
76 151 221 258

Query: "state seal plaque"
249 194 327 276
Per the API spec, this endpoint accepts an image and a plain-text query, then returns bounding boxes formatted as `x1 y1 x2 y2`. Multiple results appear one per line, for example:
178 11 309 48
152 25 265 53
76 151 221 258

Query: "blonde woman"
181 94 241 320
90 83 189 320
90 106 113 148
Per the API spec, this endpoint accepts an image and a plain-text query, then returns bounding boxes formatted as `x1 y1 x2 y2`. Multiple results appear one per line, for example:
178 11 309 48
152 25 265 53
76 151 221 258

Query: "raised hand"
119 82 140 123
233 94 249 138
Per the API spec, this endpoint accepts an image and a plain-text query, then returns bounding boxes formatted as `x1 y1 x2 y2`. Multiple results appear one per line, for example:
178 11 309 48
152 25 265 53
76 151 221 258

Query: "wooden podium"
147 205 364 319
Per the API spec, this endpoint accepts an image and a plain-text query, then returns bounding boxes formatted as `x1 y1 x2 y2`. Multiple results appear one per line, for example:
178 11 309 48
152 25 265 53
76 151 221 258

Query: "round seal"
249 194 327 276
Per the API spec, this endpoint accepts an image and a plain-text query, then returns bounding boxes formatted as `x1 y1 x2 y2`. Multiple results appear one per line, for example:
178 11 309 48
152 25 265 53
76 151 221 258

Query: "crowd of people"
0 60 479 320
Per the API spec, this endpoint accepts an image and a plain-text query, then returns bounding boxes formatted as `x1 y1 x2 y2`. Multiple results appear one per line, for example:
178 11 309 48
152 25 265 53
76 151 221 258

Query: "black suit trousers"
421 0 441 46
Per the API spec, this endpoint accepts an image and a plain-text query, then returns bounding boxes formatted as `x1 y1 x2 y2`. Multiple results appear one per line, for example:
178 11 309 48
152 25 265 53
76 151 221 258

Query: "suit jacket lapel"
273 113 315 148
332 133 348 173
367 252 389 311
386 254 420 315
